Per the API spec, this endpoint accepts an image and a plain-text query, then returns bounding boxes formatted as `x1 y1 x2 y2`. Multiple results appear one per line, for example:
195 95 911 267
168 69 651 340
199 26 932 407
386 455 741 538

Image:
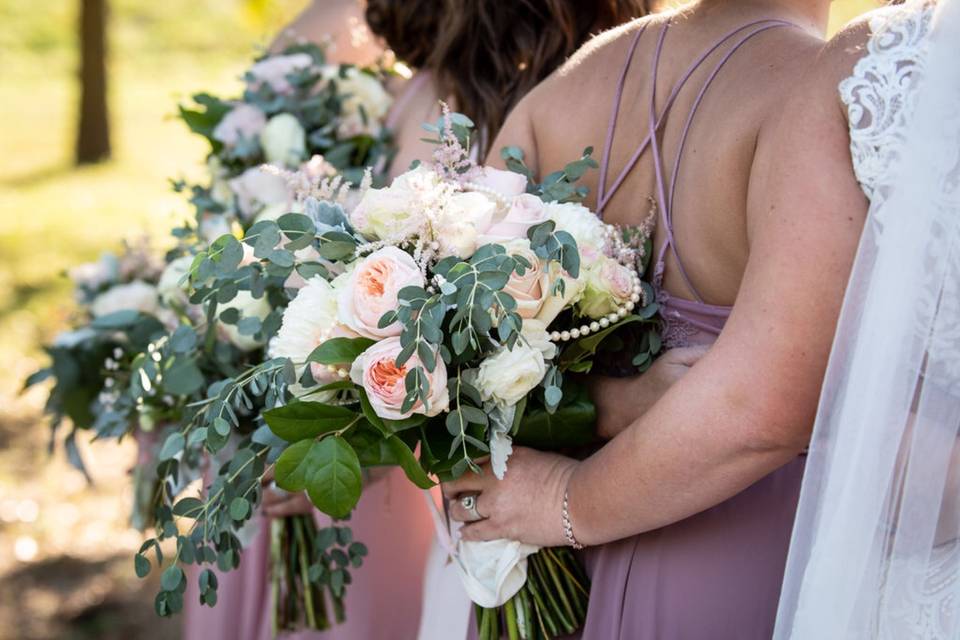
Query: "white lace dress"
838 3 960 639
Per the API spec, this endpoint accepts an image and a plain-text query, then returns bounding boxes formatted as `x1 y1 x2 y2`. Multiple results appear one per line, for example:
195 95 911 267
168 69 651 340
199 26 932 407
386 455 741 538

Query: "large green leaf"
264 401 358 442
274 439 322 492
384 437 434 489
307 337 375 365
305 437 363 519
514 385 598 450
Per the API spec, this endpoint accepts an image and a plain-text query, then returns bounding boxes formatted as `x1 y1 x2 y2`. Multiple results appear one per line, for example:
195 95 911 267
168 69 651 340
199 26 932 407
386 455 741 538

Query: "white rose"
323 66 393 137
229 166 292 221
456 539 539 608
212 104 267 147
91 281 159 317
218 291 272 352
544 201 608 263
475 343 546 407
157 256 195 308
434 192 498 259
519 319 557 360
260 114 306 168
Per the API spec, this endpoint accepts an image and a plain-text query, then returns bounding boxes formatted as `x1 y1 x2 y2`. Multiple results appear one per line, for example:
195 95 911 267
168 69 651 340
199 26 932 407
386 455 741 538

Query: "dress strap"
596 19 794 219
654 19 794 302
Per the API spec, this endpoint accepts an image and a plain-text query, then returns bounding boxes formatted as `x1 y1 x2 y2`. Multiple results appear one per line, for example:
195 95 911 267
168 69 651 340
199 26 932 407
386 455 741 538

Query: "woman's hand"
262 487 316 518
443 447 579 547
591 345 709 440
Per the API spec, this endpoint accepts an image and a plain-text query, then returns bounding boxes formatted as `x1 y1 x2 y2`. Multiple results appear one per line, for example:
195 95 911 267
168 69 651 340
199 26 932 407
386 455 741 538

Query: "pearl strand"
548 269 644 343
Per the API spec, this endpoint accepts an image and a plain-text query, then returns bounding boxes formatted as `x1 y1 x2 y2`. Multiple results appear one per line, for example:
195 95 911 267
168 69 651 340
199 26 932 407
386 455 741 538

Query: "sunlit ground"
0 1 880 638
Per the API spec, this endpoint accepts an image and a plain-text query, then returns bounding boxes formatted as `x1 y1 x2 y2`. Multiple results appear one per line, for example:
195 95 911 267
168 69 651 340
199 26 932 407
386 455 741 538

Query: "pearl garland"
548 269 645 343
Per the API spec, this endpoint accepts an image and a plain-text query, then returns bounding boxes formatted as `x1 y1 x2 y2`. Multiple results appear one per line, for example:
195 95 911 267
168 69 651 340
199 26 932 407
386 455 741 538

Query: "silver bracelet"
562 489 584 550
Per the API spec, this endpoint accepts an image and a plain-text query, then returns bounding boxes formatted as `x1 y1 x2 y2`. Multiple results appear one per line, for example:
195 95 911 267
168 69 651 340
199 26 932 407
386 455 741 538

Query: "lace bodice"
839 3 934 208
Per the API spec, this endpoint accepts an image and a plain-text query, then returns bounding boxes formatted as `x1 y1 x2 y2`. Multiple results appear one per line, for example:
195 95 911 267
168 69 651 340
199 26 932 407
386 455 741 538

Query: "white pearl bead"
590 322 600 332
579 326 590 336
630 293 640 303
625 301 635 311
560 331 571 341
570 328 581 339
338 369 348 378
551 331 561 341
617 308 628 318
607 313 619 324
599 318 610 328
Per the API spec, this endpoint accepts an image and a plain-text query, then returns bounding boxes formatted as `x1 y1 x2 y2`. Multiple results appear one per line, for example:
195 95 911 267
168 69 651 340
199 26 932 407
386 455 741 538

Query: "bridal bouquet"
226 112 660 639
175 42 394 242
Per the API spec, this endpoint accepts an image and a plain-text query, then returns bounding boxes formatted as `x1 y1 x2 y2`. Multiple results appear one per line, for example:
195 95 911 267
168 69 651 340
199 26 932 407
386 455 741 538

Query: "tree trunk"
76 0 110 164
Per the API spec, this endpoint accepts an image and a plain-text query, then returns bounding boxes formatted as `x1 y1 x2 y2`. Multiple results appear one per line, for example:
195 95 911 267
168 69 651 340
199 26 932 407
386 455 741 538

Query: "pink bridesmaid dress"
183 468 433 640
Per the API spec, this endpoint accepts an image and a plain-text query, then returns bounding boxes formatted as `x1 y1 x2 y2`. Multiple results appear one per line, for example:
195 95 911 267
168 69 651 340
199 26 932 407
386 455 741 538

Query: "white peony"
544 201 608 262
475 342 546 407
218 291 272 352
260 114 306 168
323 66 393 137
270 277 352 401
229 166 292 221
156 256 195 308
91 281 159 318
350 166 440 241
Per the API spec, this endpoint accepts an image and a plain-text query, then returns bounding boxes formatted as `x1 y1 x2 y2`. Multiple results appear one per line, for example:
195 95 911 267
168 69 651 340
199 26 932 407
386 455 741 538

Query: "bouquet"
188 110 661 639
175 41 395 243
28 43 398 634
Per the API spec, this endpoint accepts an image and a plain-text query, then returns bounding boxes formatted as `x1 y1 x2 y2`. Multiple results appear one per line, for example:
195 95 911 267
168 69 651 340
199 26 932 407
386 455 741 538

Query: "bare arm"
567 57 868 544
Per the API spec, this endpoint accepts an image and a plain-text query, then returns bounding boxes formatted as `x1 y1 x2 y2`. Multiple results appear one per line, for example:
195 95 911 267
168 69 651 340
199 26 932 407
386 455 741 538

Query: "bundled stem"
476 547 589 640
270 515 339 636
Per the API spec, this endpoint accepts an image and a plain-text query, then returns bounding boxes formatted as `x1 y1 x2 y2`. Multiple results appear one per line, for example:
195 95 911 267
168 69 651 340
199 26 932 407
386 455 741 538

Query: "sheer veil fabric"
774 1 960 638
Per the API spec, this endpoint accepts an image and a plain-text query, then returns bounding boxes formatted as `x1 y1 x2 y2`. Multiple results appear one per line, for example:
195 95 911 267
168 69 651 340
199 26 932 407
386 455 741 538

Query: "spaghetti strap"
596 17 795 305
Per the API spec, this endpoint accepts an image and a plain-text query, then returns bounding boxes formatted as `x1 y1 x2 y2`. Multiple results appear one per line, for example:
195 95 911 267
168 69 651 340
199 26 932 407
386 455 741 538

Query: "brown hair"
366 0 650 153
364 0 441 69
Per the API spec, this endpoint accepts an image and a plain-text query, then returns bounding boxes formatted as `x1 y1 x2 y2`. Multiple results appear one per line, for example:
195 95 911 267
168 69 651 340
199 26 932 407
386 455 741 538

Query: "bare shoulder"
271 0 383 65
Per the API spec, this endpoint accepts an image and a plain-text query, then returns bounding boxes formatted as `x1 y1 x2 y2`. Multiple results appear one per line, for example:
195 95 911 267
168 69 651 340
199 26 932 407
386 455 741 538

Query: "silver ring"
460 494 484 522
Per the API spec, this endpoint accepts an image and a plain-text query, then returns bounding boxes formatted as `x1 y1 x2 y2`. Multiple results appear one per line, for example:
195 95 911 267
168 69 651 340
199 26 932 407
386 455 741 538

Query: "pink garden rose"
578 257 635 319
478 194 548 246
350 337 449 420
337 246 425 339
501 240 552 319
248 53 314 95
212 104 267 147
474 166 528 198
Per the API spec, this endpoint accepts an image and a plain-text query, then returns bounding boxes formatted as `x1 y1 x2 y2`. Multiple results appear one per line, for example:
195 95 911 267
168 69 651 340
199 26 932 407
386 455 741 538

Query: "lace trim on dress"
839 3 933 209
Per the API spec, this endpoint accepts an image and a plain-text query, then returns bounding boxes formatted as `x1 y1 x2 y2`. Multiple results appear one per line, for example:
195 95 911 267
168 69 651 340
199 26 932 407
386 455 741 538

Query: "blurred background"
0 1 881 638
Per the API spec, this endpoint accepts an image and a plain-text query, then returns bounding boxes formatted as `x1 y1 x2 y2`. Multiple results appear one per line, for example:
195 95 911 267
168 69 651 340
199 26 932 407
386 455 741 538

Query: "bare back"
492 1 829 307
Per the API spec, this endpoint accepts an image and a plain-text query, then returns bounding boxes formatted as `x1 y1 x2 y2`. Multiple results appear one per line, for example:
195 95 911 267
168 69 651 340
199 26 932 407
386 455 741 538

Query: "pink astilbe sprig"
261 155 354 206
432 102 481 184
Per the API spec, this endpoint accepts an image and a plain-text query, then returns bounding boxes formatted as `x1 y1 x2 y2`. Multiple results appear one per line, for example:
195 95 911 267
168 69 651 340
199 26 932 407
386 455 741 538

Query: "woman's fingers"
448 492 489 523
441 466 492 499
459 518 502 542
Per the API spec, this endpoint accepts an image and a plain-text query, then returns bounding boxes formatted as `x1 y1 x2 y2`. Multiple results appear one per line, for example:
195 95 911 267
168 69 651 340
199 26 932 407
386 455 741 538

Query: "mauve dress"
181 77 437 640
579 20 806 640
